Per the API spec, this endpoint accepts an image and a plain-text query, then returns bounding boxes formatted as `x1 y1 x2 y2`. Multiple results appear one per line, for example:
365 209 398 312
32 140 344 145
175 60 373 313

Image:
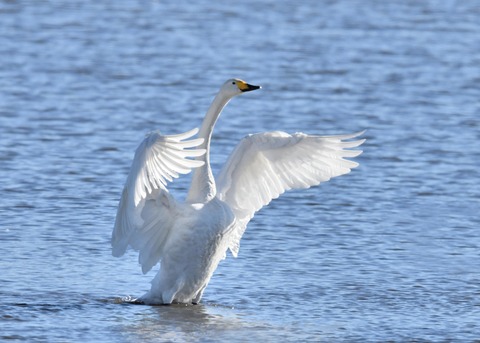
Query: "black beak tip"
244 84 261 92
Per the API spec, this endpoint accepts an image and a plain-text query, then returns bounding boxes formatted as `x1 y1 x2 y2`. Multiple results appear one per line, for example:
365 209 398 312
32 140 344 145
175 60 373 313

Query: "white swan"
112 79 365 305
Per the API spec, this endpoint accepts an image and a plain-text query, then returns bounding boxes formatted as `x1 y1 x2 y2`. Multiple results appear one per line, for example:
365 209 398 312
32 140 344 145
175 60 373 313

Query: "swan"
112 78 365 305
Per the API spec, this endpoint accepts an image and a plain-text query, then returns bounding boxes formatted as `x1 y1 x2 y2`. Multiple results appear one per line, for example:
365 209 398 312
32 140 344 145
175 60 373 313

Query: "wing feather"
216 130 365 257
112 128 206 273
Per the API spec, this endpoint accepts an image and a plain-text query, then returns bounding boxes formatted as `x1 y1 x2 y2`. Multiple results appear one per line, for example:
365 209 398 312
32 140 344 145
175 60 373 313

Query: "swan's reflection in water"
119 302 276 342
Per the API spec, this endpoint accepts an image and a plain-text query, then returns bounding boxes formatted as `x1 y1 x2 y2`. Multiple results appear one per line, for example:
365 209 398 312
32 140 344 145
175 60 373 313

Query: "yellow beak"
237 80 261 92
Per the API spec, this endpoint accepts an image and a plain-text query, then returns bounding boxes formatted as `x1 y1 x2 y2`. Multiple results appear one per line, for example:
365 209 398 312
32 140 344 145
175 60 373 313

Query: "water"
1 0 479 341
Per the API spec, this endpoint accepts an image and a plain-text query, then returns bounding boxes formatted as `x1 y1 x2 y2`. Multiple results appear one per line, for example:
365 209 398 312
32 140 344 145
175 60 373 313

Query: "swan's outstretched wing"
216 130 365 257
112 128 205 273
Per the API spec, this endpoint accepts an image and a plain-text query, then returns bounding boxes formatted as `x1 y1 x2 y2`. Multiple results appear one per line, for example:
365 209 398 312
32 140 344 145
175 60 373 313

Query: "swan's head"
221 79 261 98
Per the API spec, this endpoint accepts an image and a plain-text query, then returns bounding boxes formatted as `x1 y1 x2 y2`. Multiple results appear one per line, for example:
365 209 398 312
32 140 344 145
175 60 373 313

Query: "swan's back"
141 198 235 304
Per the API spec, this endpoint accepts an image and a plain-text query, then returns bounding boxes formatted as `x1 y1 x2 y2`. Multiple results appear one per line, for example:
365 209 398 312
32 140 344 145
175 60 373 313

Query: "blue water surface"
1 1 479 342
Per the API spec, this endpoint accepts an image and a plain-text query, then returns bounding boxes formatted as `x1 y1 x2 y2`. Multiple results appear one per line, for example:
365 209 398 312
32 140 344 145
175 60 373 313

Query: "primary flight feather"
112 79 365 304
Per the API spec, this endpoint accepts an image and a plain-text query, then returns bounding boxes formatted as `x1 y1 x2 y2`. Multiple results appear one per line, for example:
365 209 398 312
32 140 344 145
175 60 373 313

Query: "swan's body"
112 79 365 304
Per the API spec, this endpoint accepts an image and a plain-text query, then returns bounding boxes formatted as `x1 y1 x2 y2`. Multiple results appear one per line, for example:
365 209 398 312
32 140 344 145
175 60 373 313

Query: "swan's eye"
232 81 236 85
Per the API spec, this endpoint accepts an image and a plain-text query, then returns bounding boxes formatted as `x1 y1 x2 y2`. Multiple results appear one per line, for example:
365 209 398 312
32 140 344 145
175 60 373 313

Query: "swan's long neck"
187 91 231 203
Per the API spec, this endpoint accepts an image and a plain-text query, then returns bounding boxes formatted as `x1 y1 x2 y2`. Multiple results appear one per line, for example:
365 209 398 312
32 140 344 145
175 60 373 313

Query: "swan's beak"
237 81 261 92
